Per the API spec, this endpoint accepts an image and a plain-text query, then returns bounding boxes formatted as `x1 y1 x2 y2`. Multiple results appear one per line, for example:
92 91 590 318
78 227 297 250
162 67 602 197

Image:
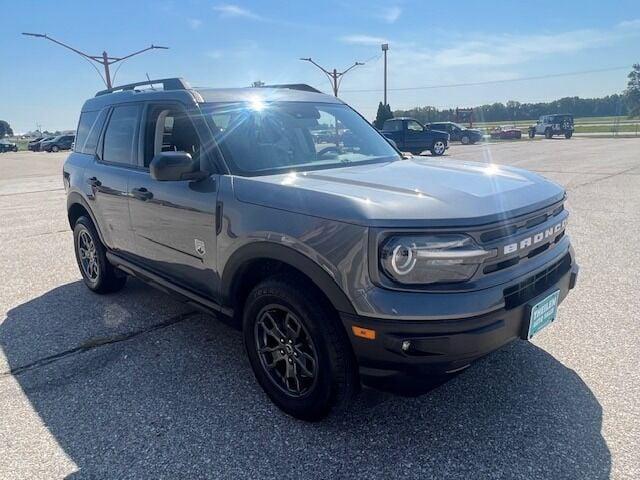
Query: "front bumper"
341 253 579 388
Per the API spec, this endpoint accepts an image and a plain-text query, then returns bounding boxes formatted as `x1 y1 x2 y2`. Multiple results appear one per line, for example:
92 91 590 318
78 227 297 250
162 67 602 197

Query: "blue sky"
1 0 638 133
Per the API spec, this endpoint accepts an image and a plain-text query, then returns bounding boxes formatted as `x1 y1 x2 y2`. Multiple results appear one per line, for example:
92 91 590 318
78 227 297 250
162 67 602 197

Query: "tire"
545 129 553 139
461 135 470 145
243 275 358 421
51 145 59 152
564 131 573 139
529 129 535 139
430 140 446 156
73 216 127 294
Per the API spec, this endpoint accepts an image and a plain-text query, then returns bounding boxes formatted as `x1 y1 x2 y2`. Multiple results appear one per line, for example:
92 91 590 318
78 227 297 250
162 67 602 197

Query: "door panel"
127 171 219 296
84 161 136 253
404 120 428 152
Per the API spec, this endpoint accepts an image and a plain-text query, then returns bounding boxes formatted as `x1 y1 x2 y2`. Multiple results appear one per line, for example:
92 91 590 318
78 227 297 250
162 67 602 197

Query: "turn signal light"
352 326 376 340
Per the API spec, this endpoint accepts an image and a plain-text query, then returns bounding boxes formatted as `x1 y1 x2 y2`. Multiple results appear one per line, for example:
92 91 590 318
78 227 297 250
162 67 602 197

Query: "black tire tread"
243 274 358 420
73 216 127 294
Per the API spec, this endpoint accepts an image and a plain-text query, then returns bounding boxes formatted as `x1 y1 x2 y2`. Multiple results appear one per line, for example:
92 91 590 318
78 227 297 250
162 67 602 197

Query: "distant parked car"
0 139 18 153
28 136 46 151
490 126 522 140
28 136 55 152
41 134 75 152
381 117 449 155
528 114 574 139
425 122 484 145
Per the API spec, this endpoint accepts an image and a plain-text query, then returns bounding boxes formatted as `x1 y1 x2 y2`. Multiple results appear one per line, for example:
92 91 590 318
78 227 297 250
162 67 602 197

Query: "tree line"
392 94 629 124
382 64 640 125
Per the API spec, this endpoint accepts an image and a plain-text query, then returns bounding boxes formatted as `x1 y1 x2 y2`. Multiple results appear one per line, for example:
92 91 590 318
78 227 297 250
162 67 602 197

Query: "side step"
106 252 234 318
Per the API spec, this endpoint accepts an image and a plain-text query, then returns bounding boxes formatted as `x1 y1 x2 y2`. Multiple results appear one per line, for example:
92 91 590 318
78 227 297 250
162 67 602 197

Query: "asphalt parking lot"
1 138 638 479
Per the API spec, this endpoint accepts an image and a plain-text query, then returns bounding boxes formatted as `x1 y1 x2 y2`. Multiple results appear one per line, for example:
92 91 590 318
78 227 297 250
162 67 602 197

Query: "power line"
341 65 631 93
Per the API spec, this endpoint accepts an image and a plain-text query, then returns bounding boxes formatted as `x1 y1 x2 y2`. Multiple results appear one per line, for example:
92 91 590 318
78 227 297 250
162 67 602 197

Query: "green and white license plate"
526 290 560 339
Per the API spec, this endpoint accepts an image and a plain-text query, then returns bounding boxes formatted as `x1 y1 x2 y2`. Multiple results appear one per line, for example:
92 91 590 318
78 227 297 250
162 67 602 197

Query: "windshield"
203 101 400 176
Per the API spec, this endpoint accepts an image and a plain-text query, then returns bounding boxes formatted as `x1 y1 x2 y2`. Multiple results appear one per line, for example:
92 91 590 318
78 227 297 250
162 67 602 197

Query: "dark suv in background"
426 121 484 144
28 136 54 151
64 78 579 420
0 139 18 153
42 134 75 152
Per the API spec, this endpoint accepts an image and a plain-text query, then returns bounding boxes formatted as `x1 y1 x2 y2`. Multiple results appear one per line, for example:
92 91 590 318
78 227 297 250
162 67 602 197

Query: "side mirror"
150 151 207 182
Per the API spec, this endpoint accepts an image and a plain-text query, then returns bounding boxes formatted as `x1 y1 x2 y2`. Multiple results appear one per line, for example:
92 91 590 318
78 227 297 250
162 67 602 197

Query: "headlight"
380 234 496 285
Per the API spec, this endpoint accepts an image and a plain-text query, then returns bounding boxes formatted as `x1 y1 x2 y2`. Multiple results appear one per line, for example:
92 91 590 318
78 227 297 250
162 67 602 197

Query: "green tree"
0 120 13 138
374 102 393 128
625 64 640 118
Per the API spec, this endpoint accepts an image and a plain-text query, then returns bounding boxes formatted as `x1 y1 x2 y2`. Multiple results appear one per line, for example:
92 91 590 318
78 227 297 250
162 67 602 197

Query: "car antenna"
145 73 156 91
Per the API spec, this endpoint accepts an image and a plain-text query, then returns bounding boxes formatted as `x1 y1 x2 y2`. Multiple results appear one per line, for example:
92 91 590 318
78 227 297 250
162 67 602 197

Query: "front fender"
220 241 357 315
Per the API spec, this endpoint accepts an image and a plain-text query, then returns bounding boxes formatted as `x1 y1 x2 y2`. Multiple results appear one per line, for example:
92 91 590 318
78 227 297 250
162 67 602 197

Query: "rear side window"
75 110 107 155
75 111 98 153
102 105 140 165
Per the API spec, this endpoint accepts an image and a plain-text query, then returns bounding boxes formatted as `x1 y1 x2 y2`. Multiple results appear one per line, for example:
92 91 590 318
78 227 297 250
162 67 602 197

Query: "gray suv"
64 78 579 420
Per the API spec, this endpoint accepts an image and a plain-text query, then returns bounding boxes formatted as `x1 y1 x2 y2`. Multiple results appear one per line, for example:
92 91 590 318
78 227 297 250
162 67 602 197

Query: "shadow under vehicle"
0 279 611 478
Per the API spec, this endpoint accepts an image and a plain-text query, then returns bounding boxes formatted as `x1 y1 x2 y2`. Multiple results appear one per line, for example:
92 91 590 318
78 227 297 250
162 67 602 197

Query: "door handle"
131 187 153 201
87 176 101 187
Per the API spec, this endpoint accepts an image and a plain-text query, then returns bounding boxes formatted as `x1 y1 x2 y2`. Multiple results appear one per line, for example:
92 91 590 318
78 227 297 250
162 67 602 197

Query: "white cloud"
341 34 389 45
617 19 640 29
187 18 202 30
377 6 402 23
213 4 261 20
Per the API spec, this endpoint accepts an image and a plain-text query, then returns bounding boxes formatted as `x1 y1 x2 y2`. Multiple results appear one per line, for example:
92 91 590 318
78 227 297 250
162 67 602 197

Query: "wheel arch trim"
66 192 106 244
220 242 357 315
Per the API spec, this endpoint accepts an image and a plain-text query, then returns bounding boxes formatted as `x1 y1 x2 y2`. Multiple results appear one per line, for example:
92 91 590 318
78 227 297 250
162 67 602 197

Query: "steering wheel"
317 146 340 158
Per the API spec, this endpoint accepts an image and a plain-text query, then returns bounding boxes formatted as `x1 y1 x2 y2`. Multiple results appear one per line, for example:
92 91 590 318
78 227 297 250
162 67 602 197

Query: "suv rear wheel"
51 145 59 152
73 216 127 293
243 275 358 421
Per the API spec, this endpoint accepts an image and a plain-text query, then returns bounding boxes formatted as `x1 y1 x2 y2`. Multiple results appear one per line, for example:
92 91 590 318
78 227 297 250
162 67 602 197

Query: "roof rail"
260 84 322 94
95 77 191 97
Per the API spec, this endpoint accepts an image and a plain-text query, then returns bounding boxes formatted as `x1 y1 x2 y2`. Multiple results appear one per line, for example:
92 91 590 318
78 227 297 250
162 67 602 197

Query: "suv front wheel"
73 216 127 293
243 275 358 421
430 140 446 156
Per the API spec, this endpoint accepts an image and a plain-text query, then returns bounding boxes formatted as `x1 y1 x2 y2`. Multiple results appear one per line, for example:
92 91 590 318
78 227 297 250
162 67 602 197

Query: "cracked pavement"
1 139 639 479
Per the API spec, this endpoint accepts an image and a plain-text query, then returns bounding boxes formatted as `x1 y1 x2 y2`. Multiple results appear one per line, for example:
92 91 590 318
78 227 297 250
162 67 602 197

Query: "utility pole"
381 43 389 106
22 32 168 89
299 58 364 97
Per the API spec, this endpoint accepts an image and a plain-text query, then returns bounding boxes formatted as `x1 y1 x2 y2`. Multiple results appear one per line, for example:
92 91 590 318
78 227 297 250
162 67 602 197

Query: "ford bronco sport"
64 78 579 420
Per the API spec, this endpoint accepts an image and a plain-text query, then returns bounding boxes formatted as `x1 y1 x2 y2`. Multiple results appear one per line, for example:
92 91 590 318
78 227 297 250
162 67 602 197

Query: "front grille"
503 253 571 310
480 203 564 243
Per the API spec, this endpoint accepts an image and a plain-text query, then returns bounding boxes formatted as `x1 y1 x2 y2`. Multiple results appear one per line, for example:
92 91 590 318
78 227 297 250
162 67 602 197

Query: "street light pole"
299 58 364 97
22 32 168 89
381 43 389 106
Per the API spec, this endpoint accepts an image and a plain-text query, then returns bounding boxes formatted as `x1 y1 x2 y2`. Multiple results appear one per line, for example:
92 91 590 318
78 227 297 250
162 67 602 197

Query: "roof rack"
95 77 191 97
260 84 322 94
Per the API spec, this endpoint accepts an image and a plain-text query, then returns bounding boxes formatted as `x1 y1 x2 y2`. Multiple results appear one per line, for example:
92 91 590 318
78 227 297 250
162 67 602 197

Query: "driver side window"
143 105 201 168
407 120 423 132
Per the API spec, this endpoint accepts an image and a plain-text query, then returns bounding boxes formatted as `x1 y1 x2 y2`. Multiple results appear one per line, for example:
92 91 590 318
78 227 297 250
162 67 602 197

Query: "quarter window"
102 105 140 165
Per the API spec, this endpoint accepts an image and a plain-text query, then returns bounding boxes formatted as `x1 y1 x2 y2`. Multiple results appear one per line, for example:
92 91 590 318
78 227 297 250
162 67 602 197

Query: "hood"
233 158 565 227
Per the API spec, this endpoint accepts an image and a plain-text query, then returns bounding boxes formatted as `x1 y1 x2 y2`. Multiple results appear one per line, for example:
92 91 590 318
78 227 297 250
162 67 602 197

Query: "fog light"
401 340 411 352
